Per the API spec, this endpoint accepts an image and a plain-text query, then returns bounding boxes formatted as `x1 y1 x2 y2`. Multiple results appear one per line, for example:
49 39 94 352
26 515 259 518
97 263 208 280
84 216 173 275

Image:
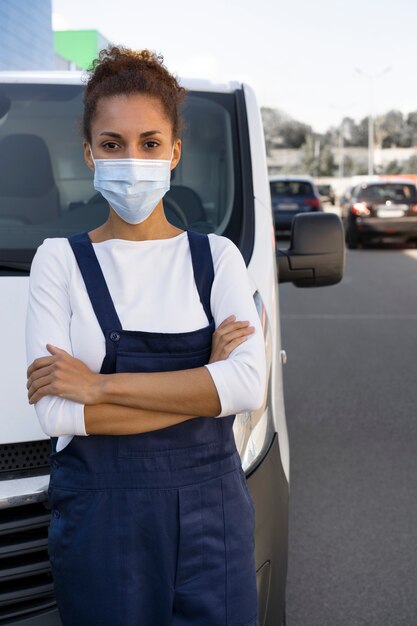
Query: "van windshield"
0 83 244 268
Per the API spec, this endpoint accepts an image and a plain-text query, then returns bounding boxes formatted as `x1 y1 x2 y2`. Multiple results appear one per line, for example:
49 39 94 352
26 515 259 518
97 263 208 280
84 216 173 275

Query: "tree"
299 135 336 176
406 111 417 145
350 117 368 146
339 117 357 147
375 110 412 148
343 156 355 176
318 144 337 176
402 155 417 174
299 135 318 175
280 120 311 149
261 107 312 152
261 107 283 154
383 159 403 175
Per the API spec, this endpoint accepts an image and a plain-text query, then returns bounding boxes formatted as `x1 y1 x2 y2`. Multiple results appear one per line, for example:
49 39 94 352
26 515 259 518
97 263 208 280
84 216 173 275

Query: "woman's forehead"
92 94 171 133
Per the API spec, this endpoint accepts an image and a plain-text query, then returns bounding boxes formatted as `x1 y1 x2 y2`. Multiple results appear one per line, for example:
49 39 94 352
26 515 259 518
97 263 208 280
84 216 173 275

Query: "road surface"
280 244 417 625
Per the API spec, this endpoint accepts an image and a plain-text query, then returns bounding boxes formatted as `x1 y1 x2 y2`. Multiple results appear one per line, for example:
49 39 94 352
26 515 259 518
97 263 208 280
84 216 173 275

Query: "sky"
52 0 417 133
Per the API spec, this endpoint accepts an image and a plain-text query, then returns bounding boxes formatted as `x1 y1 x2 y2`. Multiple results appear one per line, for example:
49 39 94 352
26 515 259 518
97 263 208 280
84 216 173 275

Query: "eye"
144 140 160 149
102 141 120 150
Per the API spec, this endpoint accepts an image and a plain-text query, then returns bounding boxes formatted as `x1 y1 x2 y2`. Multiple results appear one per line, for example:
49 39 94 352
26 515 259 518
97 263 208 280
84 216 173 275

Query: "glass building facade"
0 0 55 70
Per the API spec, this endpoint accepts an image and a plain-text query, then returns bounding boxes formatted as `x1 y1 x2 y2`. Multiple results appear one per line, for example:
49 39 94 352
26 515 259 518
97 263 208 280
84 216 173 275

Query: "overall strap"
68 232 122 334
187 230 214 324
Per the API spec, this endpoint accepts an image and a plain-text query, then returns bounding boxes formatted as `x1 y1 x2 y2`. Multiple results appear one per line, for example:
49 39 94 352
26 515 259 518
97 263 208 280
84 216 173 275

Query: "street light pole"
338 122 344 178
368 78 374 175
355 67 391 176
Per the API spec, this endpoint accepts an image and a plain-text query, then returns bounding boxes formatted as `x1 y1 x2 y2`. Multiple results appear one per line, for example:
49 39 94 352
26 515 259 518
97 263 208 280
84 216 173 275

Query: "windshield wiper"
0 261 31 272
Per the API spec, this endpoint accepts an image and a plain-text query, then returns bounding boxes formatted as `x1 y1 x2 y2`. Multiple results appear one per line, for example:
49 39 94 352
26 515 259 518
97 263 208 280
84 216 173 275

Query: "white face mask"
90 147 173 225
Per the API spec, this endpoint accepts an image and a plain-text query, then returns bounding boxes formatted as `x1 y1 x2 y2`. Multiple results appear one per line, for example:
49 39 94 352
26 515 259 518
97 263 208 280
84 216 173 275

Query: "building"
0 0 55 70
0 1 110 71
54 30 110 70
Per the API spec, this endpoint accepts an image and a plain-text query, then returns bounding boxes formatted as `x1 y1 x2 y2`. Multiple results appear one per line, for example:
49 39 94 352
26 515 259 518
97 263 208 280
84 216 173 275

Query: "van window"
270 181 314 197
0 84 249 270
358 183 417 202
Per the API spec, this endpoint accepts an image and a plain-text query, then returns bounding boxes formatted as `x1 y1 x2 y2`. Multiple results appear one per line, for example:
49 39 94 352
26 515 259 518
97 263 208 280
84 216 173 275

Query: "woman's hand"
27 345 100 405
209 316 255 364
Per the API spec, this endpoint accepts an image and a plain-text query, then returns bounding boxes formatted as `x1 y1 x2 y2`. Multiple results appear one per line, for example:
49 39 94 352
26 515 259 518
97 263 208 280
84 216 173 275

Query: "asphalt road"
279 244 417 626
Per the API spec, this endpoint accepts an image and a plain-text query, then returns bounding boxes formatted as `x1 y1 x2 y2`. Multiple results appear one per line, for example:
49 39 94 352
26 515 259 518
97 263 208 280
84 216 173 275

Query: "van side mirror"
277 212 345 287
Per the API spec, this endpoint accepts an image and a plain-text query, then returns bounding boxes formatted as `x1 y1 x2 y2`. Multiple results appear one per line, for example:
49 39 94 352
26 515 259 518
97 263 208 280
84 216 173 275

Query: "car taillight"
352 202 370 216
412 204 417 213
304 198 321 208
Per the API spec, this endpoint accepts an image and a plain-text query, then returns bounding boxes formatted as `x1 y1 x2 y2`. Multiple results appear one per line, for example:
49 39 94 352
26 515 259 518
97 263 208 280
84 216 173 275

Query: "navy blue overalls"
47 230 258 626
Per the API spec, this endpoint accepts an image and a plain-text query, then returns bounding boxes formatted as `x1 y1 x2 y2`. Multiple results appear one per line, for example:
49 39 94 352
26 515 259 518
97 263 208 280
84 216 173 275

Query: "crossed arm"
27 317 255 435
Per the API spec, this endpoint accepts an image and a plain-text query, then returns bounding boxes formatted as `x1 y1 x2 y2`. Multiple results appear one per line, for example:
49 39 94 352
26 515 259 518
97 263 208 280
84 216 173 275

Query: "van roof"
269 175 314 183
0 71 241 93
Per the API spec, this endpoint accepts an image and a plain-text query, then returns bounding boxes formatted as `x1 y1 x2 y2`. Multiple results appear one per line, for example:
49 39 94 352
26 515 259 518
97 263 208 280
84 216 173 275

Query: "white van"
0 72 344 626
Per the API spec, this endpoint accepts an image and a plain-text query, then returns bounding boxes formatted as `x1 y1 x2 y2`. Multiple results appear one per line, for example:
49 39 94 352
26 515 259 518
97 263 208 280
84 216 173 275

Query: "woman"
26 46 266 626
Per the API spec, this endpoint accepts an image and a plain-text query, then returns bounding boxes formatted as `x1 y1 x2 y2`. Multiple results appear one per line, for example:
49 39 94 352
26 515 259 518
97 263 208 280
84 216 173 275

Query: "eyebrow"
99 130 163 138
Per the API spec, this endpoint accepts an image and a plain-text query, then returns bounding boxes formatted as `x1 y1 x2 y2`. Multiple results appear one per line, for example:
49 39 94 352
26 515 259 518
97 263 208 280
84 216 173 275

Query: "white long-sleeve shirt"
25 231 266 452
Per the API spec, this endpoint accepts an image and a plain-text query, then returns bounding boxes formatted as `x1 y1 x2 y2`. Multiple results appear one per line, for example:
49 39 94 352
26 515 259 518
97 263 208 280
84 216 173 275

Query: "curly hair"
83 46 187 142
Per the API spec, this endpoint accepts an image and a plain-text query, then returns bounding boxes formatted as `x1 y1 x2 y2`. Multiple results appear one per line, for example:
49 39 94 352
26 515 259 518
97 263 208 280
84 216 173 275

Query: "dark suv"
343 179 417 248
270 176 322 235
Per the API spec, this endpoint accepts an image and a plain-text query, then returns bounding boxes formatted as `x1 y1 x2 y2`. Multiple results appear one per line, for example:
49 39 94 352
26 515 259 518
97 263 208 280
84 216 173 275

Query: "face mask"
90 148 173 225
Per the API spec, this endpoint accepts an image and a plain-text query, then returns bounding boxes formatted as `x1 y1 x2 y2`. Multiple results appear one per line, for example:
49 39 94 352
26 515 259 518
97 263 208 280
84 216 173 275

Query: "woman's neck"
88 203 183 243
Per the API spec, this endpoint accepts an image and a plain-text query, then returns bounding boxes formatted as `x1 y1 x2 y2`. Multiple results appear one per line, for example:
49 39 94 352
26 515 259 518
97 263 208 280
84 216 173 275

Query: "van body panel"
248 434 289 626
243 83 272 212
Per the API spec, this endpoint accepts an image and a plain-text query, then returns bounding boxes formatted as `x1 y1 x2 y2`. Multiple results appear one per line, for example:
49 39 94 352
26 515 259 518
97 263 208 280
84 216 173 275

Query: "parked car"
0 72 344 626
270 175 322 236
343 179 417 248
317 183 336 206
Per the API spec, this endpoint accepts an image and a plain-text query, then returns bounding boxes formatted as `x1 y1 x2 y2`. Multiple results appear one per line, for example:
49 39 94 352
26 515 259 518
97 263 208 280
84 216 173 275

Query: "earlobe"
171 140 182 171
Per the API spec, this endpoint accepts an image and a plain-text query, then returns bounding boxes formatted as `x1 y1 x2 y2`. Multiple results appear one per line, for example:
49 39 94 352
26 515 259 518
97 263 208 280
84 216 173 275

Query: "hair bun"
83 45 186 142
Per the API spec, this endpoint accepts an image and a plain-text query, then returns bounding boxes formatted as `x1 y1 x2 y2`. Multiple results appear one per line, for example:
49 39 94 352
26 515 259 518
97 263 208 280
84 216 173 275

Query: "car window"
358 184 417 202
270 181 314 197
0 83 248 266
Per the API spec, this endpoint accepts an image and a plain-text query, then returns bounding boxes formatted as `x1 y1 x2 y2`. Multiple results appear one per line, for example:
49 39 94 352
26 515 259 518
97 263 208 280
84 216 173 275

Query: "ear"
83 140 95 172
170 139 182 171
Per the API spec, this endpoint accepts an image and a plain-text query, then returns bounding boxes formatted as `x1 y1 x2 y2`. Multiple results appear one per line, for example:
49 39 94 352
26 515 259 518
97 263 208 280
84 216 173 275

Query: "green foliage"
261 107 312 152
383 154 417 175
262 104 417 174
299 135 336 176
343 156 355 176
404 155 417 174
384 159 403 175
